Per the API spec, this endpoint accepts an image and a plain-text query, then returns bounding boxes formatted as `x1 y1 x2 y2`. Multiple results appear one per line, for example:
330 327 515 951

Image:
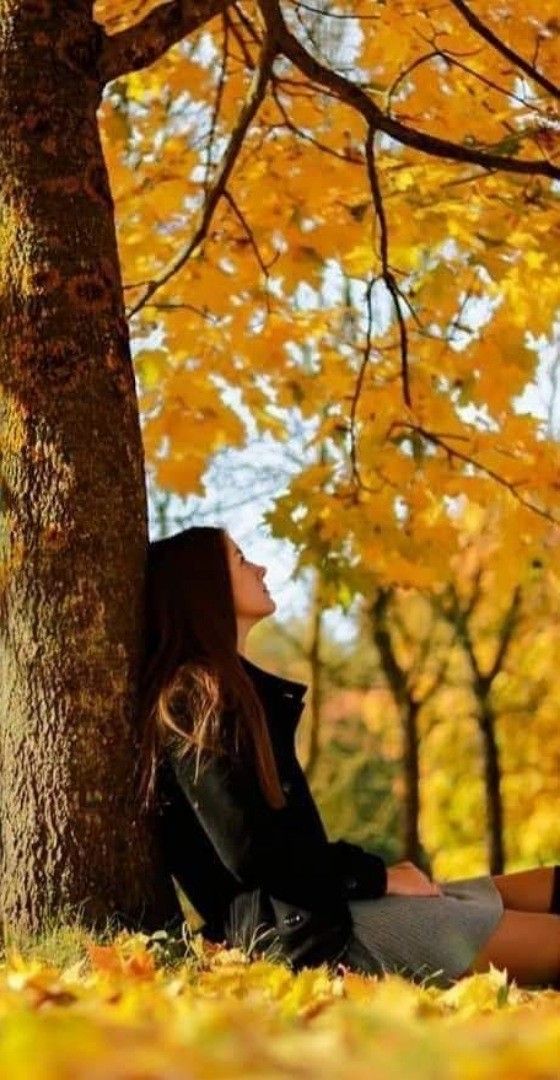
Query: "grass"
0 918 559 1079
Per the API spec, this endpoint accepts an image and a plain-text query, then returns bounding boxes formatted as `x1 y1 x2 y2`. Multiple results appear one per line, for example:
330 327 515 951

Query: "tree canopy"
94 0 560 594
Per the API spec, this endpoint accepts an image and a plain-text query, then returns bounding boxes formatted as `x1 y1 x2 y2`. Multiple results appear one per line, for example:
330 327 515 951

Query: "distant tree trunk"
442 581 521 877
402 700 422 865
0 2 179 939
477 706 505 875
370 590 423 866
305 571 324 782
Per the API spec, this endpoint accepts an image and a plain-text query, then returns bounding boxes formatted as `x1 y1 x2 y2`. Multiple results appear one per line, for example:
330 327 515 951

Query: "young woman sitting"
136 525 560 989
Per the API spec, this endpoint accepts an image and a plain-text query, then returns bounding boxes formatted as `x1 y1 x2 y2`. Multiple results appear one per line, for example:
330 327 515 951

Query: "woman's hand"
386 860 443 897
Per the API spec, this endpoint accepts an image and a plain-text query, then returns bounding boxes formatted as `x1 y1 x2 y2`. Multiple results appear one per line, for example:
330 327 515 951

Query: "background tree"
366 588 452 868
437 574 522 874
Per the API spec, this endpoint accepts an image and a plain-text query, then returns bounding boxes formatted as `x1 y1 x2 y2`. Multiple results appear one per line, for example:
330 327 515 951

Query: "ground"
1 922 560 1078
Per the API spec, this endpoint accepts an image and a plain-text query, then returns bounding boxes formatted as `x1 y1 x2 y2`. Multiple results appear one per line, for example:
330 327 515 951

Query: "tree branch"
387 421 560 526
364 125 412 407
371 588 410 707
447 0 560 102
487 584 522 684
125 31 277 319
257 0 560 180
98 0 233 85
440 579 483 684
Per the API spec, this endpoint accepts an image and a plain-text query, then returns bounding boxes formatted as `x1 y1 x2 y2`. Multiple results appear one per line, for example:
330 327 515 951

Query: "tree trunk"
477 707 505 875
370 591 423 866
304 571 323 782
402 702 422 865
0 1 179 939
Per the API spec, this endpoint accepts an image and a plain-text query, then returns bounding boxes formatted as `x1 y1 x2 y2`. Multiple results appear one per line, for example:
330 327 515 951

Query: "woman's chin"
253 591 276 615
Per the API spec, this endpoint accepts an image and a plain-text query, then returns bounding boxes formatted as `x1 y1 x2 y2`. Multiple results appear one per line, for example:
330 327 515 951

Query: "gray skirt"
348 874 504 989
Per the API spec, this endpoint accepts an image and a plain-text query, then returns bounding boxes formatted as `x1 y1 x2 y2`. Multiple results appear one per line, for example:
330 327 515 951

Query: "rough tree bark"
0 0 181 939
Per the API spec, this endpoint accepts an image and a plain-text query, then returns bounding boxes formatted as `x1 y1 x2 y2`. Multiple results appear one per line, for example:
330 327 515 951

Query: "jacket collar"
238 653 308 732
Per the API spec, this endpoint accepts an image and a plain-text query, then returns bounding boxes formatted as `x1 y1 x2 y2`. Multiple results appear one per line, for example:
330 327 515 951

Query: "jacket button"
281 781 292 794
283 912 303 926
283 691 294 699
346 877 358 891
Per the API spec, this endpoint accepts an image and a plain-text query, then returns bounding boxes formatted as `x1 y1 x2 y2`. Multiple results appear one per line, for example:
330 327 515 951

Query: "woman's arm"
286 757 388 900
328 838 387 899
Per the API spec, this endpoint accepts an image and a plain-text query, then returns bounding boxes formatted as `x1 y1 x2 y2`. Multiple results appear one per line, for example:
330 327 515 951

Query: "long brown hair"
135 525 286 814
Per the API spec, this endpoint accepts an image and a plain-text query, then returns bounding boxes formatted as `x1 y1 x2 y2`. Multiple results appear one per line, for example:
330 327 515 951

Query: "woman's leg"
490 867 555 913
466 908 560 986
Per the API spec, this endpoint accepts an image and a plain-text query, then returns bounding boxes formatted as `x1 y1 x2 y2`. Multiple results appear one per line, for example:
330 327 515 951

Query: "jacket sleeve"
327 838 387 900
287 757 388 900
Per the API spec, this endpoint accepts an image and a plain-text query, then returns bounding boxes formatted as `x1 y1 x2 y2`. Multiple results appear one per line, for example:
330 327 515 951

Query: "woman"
137 525 560 988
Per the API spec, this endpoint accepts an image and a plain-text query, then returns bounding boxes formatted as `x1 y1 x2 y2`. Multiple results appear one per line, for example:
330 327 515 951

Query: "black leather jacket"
156 653 388 975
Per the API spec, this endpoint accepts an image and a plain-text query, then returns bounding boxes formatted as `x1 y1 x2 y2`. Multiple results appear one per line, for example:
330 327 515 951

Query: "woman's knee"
466 909 560 987
491 867 555 913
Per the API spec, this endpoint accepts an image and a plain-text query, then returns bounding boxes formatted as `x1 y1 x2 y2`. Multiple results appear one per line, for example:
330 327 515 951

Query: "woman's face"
225 534 276 621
